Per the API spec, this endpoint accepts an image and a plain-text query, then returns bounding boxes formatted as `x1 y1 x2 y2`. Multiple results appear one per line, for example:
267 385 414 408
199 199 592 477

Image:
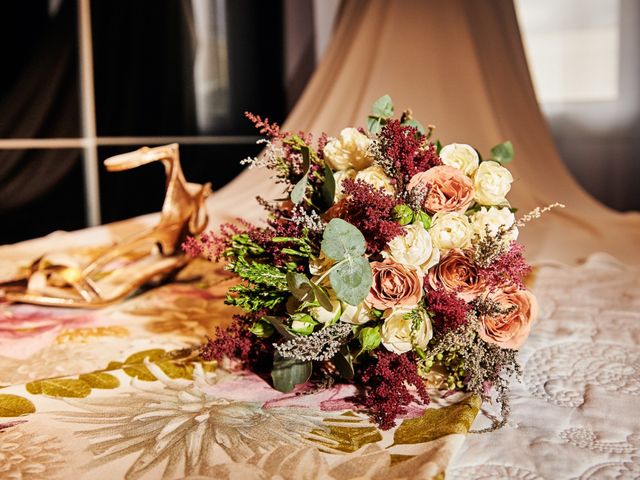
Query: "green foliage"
271 351 312 392
291 146 311 204
490 141 514 164
393 204 413 225
358 324 382 352
332 347 354 379
415 210 431 230
225 256 290 312
321 218 367 261
329 257 372 306
249 319 275 338
319 163 336 210
367 94 394 134
401 117 426 135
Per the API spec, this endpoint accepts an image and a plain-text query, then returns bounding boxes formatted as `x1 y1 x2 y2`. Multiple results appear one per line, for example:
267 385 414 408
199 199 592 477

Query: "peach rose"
427 249 485 301
408 165 474 214
366 260 423 310
479 286 538 349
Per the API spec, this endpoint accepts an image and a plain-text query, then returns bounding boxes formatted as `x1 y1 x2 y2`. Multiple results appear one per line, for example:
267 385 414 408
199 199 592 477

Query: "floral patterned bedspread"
0 258 479 480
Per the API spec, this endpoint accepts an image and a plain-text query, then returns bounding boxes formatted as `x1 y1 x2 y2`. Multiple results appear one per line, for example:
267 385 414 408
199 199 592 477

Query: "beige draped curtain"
208 0 640 265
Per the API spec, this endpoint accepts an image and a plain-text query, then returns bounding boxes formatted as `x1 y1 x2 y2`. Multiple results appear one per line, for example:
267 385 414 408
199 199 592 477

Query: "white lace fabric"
448 253 640 479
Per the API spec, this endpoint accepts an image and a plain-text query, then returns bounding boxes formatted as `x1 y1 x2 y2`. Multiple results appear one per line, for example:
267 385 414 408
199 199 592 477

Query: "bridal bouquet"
187 95 546 430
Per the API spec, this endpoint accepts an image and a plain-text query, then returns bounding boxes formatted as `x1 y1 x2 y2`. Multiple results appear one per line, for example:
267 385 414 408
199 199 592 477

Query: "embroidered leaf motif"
0 394 36 417
308 422 382 453
393 394 481 445
78 372 120 389
25 379 91 398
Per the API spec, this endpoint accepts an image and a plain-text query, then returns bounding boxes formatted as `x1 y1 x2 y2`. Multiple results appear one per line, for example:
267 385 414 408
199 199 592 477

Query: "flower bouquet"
187 95 558 430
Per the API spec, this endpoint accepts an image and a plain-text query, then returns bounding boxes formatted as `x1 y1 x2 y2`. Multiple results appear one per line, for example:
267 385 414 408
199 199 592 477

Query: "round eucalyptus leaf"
329 256 372 306
321 218 367 261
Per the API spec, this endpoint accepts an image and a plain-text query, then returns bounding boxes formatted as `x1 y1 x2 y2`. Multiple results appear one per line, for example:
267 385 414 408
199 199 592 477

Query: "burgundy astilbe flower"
427 288 471 332
200 314 272 372
377 120 441 190
182 221 255 261
339 179 403 254
244 112 286 139
358 351 430 430
478 241 532 290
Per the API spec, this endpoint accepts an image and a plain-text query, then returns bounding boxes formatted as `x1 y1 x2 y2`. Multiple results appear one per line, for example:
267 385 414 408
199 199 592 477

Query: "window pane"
0 149 85 244
0 1 81 138
91 0 286 137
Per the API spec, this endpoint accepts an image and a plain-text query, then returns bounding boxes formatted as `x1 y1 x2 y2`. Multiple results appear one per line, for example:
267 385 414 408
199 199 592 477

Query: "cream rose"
339 302 372 325
470 206 519 242
440 143 479 175
473 161 513 206
383 222 440 273
408 165 474 214
429 212 473 251
333 169 356 201
479 286 538 349
381 306 433 354
355 165 395 194
310 291 342 324
324 128 373 171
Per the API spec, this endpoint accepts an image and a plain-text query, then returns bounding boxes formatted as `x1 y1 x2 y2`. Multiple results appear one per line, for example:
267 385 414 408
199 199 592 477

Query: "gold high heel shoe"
2 144 212 308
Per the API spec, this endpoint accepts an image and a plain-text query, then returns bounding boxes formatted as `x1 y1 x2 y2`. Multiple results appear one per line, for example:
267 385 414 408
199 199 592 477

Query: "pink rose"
478 286 538 349
367 260 423 310
408 165 474 213
427 249 485 302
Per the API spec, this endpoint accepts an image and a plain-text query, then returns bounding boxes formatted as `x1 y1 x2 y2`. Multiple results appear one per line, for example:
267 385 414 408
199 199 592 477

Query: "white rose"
440 143 479 175
473 161 513 206
333 169 356 201
339 302 372 325
430 212 473 251
355 165 394 195
323 127 373 171
310 291 342 324
470 206 519 242
381 306 433 354
383 222 440 273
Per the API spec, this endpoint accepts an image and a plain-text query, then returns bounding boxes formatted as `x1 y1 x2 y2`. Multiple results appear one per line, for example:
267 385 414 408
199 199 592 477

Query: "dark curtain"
0 0 81 214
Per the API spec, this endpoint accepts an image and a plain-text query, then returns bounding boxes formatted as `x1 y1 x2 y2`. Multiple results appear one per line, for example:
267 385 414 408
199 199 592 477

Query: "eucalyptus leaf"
311 282 333 311
330 256 372 306
321 218 367 261
490 141 514 164
271 351 313 393
286 272 314 303
319 163 336 209
332 347 354 379
290 146 311 204
367 116 382 134
371 94 394 118
401 118 426 135
263 315 296 340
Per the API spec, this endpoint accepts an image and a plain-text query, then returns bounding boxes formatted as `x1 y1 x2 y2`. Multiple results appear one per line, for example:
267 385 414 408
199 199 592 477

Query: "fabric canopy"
208 0 640 265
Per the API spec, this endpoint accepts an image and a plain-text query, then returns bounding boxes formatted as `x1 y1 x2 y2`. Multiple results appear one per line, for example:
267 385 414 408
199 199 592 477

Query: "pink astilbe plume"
244 112 286 139
427 288 471 332
182 221 255 261
359 351 430 430
339 179 403 254
478 241 532 290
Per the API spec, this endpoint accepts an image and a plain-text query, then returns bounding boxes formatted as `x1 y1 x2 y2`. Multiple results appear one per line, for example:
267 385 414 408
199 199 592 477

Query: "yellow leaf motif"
393 394 481 445
0 394 36 417
26 379 91 398
78 372 120 389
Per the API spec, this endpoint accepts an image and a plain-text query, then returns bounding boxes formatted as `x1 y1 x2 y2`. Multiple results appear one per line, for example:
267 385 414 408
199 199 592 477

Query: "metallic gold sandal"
1 144 211 308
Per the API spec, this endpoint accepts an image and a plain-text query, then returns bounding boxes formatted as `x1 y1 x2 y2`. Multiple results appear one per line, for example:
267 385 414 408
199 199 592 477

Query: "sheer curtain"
208 0 640 264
